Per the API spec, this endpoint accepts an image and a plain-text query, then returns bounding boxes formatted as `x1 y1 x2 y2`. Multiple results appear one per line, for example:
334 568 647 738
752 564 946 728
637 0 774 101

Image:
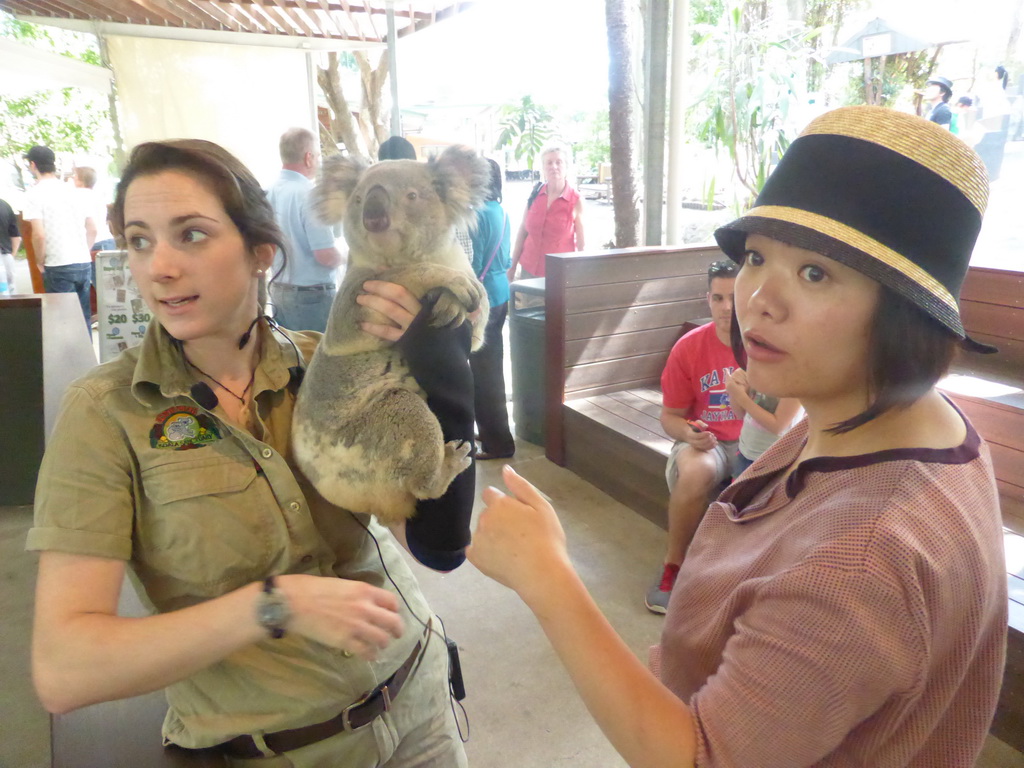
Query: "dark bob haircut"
485 157 503 203
110 139 286 266
729 277 958 435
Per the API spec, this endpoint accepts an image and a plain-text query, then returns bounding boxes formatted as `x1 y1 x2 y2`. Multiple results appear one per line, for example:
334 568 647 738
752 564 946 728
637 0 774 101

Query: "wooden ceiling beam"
9 0 75 18
186 0 247 31
307 3 342 38
125 0 206 27
248 0 288 34
336 0 366 42
397 1 464 40
266 2 309 36
176 0 232 29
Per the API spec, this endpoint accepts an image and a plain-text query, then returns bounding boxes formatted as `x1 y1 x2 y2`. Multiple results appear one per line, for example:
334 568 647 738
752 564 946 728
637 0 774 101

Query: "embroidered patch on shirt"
150 406 221 450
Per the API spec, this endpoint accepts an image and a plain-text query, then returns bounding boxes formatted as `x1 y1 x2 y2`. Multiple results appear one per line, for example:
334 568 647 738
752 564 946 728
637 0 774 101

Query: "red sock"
659 563 681 592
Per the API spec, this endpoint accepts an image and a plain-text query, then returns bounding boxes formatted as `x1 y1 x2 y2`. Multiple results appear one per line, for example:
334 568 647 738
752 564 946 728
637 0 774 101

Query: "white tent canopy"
0 36 114 96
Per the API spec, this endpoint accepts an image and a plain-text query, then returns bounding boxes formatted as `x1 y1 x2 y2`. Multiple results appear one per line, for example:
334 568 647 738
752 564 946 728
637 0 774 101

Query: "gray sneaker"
644 564 680 615
644 581 670 614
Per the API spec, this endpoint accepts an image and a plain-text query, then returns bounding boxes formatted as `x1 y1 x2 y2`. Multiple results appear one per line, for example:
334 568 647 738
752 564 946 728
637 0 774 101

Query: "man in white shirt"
23 145 95 335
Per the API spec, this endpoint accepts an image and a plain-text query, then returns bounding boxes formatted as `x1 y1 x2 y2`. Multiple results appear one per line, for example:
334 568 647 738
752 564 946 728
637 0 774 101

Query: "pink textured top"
656 410 1007 767
518 182 580 277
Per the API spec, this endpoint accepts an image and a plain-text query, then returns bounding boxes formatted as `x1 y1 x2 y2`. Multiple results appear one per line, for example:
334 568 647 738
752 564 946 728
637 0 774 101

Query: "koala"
291 145 490 524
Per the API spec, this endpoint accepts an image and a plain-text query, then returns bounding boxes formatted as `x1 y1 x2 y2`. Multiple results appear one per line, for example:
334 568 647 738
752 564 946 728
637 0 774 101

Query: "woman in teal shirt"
469 158 515 460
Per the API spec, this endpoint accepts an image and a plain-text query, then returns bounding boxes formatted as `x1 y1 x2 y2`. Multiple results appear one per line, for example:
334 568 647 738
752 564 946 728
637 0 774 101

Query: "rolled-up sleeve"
28 385 136 560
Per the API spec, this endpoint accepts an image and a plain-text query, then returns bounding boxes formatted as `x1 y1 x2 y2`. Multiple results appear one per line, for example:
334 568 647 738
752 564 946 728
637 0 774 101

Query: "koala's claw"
425 278 485 329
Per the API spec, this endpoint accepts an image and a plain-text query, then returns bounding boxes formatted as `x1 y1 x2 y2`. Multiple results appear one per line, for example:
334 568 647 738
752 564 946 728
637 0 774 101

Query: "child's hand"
725 369 749 401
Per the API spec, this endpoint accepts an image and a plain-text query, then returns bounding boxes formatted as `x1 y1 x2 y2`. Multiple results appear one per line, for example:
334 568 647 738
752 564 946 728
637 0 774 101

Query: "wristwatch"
256 576 290 639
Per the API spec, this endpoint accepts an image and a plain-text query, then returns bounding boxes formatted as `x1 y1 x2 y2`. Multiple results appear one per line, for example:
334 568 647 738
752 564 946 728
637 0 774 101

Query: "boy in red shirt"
647 260 743 613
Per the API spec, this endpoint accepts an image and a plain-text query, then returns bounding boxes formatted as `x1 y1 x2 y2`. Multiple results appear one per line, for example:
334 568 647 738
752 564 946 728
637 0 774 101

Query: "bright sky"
396 0 1023 112
398 0 610 111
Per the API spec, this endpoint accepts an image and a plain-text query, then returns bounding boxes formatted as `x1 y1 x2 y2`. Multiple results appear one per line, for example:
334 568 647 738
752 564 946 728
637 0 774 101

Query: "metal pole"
306 51 320 151
643 0 669 246
665 0 689 245
386 0 401 136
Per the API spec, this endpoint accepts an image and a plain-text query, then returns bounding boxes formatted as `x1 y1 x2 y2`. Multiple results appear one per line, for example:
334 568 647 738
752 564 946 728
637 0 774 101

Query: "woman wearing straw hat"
467 106 1006 767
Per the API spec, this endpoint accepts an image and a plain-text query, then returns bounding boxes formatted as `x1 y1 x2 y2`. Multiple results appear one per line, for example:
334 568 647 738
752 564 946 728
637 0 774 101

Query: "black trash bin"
508 278 545 446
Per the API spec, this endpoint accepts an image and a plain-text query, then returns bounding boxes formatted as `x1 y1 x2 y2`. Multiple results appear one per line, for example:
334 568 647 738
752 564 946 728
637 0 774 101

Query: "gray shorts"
665 439 740 491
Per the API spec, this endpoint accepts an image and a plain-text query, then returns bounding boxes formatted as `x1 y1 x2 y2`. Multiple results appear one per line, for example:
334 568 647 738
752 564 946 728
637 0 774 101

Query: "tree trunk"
605 0 640 248
356 50 391 155
318 52 366 158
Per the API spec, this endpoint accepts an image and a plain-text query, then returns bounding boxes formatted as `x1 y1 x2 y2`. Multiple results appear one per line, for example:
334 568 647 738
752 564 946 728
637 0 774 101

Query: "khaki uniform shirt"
28 321 429 749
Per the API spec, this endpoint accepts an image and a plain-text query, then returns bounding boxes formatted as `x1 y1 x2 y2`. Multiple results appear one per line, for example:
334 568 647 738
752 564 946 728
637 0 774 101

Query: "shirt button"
261 448 273 459
289 501 301 512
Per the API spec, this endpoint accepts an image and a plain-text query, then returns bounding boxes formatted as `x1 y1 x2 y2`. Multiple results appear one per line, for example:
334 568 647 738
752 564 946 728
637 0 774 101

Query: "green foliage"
572 109 610 171
690 0 809 204
495 95 555 171
0 13 111 184
843 48 939 107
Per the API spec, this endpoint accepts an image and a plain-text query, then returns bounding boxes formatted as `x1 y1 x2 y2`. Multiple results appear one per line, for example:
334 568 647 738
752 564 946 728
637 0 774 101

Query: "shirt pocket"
136 453 285 597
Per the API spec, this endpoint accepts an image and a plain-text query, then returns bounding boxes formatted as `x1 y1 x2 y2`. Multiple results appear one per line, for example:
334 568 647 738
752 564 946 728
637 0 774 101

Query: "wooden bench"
543 244 724 526
937 266 1024 533
936 266 1024 751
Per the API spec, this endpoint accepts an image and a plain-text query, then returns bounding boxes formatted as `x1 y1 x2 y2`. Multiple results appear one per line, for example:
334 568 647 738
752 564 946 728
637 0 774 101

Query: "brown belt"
220 638 424 759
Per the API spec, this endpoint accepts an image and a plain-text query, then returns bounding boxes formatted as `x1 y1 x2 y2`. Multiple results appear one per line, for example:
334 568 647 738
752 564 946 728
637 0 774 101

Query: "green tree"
572 110 610 172
0 13 111 187
495 95 555 171
691 0 809 204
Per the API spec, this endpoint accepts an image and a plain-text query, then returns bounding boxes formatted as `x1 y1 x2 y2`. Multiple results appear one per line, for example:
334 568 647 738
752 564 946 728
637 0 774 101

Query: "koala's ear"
312 154 371 225
429 145 490 230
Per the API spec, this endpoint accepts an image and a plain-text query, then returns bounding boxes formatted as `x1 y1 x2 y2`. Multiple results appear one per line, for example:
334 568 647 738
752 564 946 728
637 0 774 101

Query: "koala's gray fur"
291 145 490 524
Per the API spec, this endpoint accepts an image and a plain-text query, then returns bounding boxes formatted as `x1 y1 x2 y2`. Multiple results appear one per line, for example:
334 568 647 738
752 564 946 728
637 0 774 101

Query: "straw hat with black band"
713 105 996 354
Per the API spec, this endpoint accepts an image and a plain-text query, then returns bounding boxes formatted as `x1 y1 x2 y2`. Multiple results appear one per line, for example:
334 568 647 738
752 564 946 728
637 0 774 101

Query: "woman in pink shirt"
508 145 585 279
468 107 1006 767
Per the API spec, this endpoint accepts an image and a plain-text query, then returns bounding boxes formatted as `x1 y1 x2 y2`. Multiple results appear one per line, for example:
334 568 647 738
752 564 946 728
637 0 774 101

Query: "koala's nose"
363 185 391 233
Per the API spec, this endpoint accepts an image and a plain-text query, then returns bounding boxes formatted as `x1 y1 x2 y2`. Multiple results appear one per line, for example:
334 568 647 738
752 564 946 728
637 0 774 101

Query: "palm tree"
495 95 554 171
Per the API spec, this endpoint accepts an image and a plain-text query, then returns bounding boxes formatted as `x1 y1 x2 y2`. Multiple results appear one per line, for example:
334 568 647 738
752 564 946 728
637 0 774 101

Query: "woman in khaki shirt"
29 140 468 766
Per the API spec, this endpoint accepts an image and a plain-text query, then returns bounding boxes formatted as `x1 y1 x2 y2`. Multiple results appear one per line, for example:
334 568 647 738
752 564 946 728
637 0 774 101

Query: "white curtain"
105 36 312 186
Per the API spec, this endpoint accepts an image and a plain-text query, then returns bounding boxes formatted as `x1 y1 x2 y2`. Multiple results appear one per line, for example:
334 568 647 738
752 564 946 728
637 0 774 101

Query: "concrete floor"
2 443 1022 767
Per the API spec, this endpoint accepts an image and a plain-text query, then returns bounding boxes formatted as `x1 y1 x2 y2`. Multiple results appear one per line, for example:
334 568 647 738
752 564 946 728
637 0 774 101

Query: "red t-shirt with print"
661 321 742 442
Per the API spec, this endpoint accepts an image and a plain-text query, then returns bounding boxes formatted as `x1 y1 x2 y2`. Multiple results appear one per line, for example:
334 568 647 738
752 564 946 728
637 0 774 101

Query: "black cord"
349 511 470 741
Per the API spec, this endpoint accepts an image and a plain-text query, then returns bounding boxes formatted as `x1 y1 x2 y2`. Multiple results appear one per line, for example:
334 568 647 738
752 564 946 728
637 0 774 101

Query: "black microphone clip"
190 382 219 410
238 315 263 350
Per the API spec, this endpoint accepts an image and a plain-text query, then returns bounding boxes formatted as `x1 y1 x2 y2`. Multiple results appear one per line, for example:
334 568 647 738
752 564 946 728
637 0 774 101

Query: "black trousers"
470 301 514 455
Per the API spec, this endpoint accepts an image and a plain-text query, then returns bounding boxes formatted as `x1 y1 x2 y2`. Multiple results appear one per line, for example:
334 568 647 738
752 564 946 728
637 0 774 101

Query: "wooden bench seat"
564 387 674 526
994 530 1024 750
543 245 724 527
938 266 1024 533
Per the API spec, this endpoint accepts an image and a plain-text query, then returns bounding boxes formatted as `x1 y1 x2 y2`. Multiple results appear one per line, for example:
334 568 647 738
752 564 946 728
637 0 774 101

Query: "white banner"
95 250 151 363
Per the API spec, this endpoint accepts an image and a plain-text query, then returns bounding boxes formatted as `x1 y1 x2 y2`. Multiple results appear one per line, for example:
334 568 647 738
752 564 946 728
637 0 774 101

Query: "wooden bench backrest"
544 244 726 464
959 266 1024 371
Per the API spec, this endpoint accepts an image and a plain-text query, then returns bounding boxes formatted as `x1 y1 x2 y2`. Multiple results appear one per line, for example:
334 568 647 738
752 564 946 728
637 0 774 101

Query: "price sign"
95 250 152 363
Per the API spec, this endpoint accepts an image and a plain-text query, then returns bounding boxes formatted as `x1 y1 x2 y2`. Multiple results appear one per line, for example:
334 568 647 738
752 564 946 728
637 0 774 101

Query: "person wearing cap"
923 76 953 126
23 145 97 335
467 106 1006 767
378 135 418 161
267 127 345 334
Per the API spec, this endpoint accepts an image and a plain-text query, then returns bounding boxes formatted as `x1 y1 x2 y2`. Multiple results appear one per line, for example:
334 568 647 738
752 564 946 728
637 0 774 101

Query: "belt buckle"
340 683 391 731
